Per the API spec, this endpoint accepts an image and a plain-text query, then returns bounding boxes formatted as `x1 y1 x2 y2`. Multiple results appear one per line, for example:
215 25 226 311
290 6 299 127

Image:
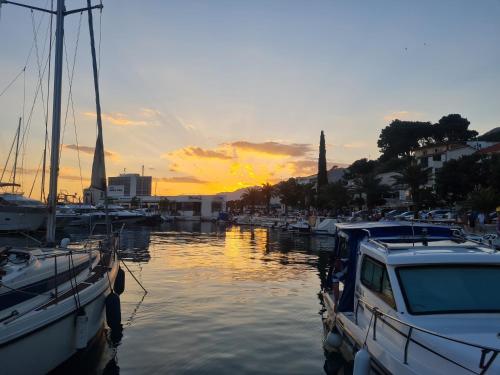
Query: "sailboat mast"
11 117 21 193
46 0 65 245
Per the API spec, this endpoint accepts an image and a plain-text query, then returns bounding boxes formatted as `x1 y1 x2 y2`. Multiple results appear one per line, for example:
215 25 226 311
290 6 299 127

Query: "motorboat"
0 190 46 232
236 215 254 225
321 221 500 374
312 217 338 235
288 218 311 233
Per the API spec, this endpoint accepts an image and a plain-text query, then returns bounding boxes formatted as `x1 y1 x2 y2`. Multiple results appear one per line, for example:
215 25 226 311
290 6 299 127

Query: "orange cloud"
63 144 117 159
227 141 313 157
158 176 207 184
179 146 233 160
83 112 148 127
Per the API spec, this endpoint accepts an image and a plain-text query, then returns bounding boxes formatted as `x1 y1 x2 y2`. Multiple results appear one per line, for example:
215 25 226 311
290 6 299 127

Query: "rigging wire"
18 8 53 193
0 68 25 98
29 151 44 197
41 0 54 202
24 9 50 191
19 2 51 190
60 11 84 194
0 128 18 183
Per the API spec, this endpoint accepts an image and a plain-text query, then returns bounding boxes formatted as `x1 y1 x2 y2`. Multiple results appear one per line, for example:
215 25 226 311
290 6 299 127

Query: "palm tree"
261 182 275 213
353 174 389 209
276 178 301 215
241 187 262 213
394 163 431 209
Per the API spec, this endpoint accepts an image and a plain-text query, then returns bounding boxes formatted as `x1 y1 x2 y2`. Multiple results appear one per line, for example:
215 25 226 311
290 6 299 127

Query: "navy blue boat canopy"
335 222 457 312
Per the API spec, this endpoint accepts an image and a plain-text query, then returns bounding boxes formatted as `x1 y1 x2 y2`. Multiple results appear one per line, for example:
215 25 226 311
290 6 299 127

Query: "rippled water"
13 222 336 374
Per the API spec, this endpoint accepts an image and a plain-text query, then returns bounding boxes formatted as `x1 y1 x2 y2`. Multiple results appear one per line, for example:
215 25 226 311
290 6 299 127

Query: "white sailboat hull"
0 292 107 375
0 253 118 375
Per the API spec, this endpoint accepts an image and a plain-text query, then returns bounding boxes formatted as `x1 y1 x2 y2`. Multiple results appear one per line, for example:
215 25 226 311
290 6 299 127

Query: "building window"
432 154 442 161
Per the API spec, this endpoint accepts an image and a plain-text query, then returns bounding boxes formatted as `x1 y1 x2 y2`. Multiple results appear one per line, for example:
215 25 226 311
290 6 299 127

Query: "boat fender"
353 348 371 375
114 267 125 295
106 292 122 331
60 238 71 249
324 332 343 352
75 308 89 349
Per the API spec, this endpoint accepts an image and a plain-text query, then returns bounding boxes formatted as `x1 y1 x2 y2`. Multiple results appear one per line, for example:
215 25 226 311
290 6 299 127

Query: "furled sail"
90 127 106 191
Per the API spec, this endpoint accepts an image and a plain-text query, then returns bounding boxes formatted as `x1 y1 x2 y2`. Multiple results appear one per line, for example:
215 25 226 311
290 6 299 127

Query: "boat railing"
355 298 499 374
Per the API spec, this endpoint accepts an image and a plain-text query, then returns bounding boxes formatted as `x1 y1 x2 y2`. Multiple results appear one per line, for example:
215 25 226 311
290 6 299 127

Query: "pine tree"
317 130 328 188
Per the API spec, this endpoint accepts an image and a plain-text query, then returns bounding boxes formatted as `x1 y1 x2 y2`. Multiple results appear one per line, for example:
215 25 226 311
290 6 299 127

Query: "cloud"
228 141 313 157
383 111 422 122
180 146 233 160
158 176 207 184
58 166 89 181
63 144 116 158
342 142 366 149
83 112 148 127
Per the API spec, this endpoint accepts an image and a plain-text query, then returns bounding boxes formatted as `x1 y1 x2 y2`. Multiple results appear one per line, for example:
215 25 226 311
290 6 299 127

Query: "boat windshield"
397 265 500 314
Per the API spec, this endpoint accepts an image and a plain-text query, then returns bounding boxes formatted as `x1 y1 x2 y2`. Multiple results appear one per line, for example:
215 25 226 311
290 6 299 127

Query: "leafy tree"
276 178 302 214
300 182 316 209
394 163 431 209
466 187 500 214
159 197 170 211
318 182 350 211
434 114 477 143
260 182 276 213
317 130 328 189
344 158 379 180
241 187 262 213
435 154 482 203
352 173 389 209
377 120 434 160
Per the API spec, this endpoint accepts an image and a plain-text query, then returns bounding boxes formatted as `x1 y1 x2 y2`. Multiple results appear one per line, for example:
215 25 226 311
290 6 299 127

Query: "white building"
108 173 152 197
413 141 500 187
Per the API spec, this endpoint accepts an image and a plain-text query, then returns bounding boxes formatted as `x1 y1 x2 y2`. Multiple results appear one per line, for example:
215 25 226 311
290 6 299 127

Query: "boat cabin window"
397 265 500 315
360 256 396 309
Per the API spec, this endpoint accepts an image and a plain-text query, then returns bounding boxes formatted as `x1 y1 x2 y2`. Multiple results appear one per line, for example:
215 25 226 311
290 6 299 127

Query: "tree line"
229 114 500 215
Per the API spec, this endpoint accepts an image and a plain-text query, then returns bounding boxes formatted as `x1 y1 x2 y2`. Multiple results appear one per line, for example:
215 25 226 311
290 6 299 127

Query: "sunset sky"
1 0 500 198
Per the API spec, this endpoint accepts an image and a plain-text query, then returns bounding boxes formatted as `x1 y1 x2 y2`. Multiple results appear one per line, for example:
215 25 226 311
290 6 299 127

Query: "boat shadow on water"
50 325 122 375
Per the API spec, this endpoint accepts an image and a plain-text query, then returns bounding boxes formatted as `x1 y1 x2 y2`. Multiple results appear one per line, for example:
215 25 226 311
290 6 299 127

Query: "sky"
1 0 500 199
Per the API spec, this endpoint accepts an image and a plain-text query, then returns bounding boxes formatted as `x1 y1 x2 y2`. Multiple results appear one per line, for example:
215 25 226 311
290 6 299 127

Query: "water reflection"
7 223 336 374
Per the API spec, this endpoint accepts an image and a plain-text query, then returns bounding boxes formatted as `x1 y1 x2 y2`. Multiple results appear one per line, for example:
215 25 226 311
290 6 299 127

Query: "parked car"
383 209 407 220
394 211 416 220
424 209 452 220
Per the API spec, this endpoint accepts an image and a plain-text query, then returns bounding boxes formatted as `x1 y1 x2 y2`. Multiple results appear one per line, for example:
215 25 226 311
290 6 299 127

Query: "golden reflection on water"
151 226 316 284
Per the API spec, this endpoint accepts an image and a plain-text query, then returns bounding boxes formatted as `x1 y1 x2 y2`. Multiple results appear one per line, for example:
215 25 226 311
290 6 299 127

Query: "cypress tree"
317 130 328 188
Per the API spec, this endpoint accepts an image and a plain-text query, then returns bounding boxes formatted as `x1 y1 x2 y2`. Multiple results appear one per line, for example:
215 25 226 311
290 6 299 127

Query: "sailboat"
0 120 46 232
0 1 123 374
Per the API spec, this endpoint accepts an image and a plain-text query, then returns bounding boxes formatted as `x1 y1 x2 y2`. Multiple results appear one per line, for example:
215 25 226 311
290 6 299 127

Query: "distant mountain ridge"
478 127 500 141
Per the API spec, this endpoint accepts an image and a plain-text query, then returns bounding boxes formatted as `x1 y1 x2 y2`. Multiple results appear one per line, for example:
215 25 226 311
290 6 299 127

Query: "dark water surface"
25 222 336 374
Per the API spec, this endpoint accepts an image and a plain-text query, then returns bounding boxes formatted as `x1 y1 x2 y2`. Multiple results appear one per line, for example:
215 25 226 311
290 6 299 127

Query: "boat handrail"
356 298 499 373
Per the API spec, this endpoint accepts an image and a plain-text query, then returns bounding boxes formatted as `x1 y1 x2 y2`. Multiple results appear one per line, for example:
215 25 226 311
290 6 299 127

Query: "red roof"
477 143 500 154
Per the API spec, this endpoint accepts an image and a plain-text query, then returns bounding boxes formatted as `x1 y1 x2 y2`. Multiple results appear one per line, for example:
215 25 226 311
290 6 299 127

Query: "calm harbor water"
13 223 336 374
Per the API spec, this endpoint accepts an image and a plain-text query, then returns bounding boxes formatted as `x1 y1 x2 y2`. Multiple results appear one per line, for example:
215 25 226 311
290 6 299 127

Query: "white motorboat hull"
0 207 46 232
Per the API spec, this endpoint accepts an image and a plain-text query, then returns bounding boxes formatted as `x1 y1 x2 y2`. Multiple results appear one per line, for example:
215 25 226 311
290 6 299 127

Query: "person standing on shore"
468 212 476 233
477 212 485 233
497 207 500 236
